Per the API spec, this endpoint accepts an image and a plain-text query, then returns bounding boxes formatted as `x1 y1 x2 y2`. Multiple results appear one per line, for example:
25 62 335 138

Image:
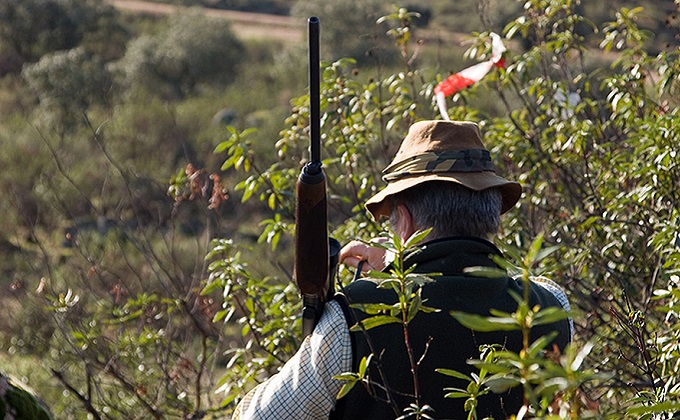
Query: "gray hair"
389 181 503 240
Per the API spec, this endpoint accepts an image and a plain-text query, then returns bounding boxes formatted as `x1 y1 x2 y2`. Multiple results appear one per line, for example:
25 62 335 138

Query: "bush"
0 0 124 69
22 47 112 132
210 1 680 417
2 0 679 418
112 11 245 100
290 0 395 62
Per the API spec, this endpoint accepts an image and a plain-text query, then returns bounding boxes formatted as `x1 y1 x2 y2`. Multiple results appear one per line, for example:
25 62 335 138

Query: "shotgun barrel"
294 16 332 339
308 16 321 164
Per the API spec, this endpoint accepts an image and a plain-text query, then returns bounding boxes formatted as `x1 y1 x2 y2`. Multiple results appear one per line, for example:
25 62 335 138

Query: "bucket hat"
365 120 521 219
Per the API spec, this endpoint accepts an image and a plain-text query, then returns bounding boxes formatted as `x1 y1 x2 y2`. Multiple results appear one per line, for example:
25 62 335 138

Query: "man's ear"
395 204 415 241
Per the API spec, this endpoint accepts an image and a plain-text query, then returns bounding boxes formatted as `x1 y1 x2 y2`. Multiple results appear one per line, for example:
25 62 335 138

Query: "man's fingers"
340 240 385 272
342 255 362 269
339 241 367 262
343 256 375 272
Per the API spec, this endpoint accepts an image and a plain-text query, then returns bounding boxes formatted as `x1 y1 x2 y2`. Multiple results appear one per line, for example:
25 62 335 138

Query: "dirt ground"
107 0 472 47
108 0 304 43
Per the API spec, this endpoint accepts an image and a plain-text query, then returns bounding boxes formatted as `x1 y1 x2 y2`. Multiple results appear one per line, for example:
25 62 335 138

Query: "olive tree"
22 47 111 132
0 0 124 71
112 11 245 100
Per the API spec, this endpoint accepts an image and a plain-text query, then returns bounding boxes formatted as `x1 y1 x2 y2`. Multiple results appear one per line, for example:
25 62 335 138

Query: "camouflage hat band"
382 149 496 182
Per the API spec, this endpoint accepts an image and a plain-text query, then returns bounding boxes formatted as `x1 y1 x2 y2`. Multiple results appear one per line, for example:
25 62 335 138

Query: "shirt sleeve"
531 275 574 340
233 299 352 420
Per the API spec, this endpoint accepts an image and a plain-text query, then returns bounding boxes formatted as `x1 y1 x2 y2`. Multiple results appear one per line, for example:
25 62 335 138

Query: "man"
234 120 572 419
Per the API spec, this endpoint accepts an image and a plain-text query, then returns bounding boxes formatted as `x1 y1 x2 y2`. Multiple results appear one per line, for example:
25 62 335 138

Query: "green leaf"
201 280 222 295
488 309 513 318
526 233 545 265
406 292 422 323
443 391 471 399
535 245 561 262
419 305 440 314
350 315 401 331
484 374 521 394
213 140 231 153
404 228 432 249
376 279 402 290
366 271 396 280
527 331 559 357
358 354 373 376
535 377 569 397
240 127 258 137
451 311 521 332
245 298 255 314
404 273 437 286
463 266 508 278
336 381 357 399
436 368 472 381
467 361 513 375
221 154 236 171
333 373 360 381
463 397 477 412
350 302 398 314
213 309 227 322
533 307 571 326
626 401 680 415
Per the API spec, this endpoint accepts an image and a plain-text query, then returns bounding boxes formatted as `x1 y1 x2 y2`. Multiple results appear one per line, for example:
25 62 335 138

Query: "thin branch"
104 363 163 419
51 369 103 420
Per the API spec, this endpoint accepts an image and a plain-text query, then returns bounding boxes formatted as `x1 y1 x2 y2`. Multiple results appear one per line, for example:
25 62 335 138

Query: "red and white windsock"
434 33 506 120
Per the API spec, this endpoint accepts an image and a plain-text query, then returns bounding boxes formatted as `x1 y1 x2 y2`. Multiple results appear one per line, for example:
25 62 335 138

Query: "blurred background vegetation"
0 0 679 418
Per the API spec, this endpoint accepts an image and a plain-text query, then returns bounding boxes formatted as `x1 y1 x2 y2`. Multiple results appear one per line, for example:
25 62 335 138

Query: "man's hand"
340 239 390 272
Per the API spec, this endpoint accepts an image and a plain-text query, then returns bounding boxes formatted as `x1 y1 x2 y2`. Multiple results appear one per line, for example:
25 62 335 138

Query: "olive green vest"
330 238 571 420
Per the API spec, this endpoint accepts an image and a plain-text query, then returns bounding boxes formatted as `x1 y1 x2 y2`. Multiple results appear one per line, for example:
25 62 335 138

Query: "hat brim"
365 172 522 220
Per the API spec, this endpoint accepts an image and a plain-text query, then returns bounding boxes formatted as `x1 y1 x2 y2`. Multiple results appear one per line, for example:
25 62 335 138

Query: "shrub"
210 1 680 417
112 11 245 100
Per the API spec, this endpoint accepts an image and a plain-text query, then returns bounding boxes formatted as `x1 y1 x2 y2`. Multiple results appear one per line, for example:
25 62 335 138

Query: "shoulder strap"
332 292 358 371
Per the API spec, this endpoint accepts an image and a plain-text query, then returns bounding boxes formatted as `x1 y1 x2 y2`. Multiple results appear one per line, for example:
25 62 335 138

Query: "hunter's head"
365 120 521 240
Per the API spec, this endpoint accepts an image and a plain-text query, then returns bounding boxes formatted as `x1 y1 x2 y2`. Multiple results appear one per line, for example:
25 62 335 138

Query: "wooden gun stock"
294 163 329 299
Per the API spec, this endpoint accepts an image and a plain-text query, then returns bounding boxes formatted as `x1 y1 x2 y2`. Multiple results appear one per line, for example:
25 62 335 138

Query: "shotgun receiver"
294 17 340 339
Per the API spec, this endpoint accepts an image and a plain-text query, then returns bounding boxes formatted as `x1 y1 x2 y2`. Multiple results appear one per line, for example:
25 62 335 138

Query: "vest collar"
402 236 504 276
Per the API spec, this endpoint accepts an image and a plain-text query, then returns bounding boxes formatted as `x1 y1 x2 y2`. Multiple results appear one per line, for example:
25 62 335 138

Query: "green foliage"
485 4 680 412
112 11 245 99
290 0 393 62
22 47 111 131
0 98 238 418
378 6 423 57
19 204 228 418
1 0 679 418
446 235 601 419
202 238 301 406
0 0 124 69
333 229 441 417
1 7 300 414
437 345 496 420
209 1 680 418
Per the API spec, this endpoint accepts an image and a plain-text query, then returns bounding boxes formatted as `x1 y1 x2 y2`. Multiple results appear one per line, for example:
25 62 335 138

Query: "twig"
51 368 103 420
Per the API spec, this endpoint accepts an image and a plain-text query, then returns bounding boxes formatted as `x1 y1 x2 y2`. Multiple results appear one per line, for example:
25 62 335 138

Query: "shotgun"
294 17 340 339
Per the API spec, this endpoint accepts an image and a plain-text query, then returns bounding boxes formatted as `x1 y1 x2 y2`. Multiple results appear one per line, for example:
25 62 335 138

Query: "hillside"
108 0 473 48
108 0 678 59
109 0 304 42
